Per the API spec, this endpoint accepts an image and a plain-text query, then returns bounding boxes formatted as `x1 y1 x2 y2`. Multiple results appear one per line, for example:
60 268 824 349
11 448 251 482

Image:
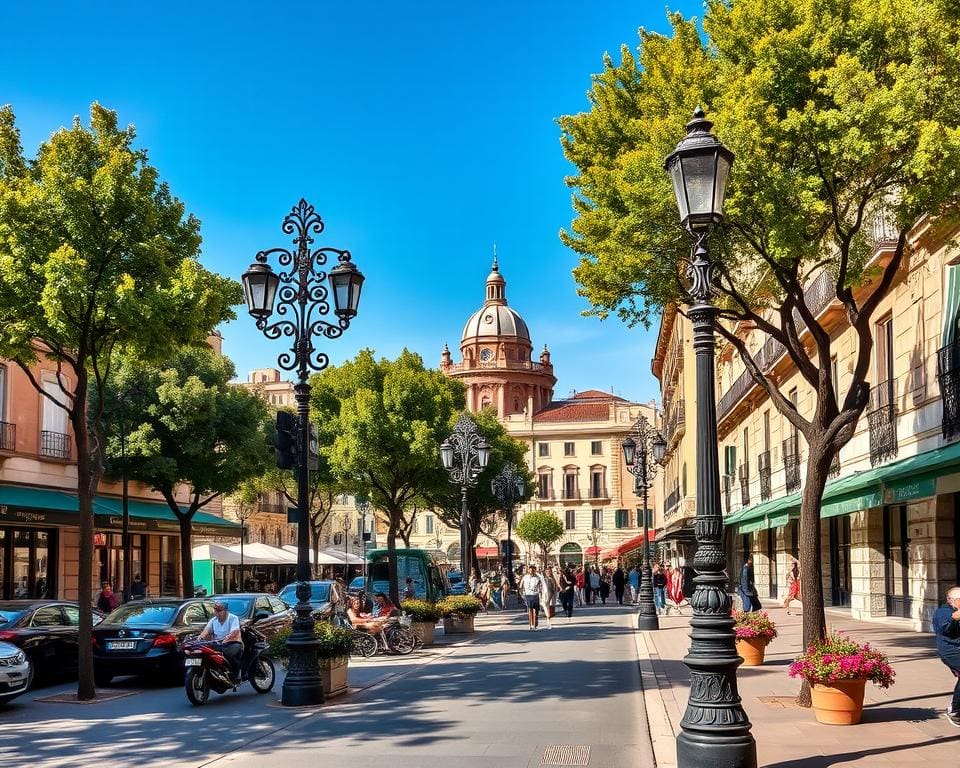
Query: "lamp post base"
281 588 323 707
638 613 661 631
677 732 757 768
637 563 660 631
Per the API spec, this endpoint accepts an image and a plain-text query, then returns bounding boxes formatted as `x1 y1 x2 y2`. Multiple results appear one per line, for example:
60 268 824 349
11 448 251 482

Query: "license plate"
184 657 201 666
107 640 137 650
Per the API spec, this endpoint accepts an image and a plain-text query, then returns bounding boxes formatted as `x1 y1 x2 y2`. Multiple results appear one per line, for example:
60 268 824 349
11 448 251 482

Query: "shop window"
160 537 179 596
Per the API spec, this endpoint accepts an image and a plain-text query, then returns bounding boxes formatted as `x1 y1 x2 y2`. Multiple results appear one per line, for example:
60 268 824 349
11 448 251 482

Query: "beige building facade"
692 214 960 631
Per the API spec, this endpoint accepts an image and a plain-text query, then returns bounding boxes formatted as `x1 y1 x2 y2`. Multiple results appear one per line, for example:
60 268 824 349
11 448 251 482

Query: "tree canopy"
105 346 271 596
310 348 466 602
0 103 239 698
515 510 565 567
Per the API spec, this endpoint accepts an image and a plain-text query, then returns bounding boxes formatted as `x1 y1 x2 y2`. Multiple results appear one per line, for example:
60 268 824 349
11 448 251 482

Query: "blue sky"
2 1 703 404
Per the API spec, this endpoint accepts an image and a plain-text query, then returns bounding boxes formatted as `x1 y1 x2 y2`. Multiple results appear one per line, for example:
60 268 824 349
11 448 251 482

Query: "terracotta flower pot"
811 678 866 725
735 636 768 666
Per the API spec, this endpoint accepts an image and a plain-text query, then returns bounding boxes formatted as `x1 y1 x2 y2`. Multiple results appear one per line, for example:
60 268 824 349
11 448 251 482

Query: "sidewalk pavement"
637 604 960 767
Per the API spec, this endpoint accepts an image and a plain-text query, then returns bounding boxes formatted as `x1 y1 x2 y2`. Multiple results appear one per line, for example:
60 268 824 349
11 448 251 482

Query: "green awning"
0 485 240 534
738 519 766 535
766 512 792 529
944 264 960 347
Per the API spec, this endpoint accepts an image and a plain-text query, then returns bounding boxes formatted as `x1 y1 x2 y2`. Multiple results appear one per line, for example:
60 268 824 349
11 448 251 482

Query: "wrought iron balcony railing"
938 341 960 439
664 487 681 517
867 378 898 466
40 430 71 460
783 436 801 493
0 421 15 452
738 463 750 507
758 450 772 501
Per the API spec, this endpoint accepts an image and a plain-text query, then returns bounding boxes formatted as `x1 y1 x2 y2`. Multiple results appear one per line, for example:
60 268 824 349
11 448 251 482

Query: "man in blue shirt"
934 586 960 727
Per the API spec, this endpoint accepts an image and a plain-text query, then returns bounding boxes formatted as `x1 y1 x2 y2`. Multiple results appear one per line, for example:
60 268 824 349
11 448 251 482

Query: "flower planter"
735 636 768 666
320 656 349 698
443 615 475 634
811 678 866 725
411 621 435 646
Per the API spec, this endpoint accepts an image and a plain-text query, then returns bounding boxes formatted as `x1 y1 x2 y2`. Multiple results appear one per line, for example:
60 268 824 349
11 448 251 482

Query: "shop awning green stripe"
766 512 792 529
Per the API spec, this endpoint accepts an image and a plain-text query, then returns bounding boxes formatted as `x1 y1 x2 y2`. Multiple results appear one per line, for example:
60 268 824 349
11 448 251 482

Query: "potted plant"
732 610 778 666
269 622 355 698
789 632 895 725
401 599 441 645
438 595 484 634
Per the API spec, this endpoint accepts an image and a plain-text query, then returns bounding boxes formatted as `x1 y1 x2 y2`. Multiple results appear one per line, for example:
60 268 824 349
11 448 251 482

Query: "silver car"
0 640 31 704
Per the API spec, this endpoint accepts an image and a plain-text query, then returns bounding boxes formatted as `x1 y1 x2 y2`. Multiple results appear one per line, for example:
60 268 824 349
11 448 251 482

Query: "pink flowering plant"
789 633 895 688
732 610 778 643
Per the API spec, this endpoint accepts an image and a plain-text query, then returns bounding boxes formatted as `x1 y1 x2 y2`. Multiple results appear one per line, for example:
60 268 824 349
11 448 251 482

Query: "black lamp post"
665 109 756 767
490 462 524 590
355 495 371 583
440 413 490 578
622 416 666 631
242 199 364 707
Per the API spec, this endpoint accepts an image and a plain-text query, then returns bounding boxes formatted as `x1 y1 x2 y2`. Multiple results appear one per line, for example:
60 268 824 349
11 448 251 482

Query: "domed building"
440 257 556 417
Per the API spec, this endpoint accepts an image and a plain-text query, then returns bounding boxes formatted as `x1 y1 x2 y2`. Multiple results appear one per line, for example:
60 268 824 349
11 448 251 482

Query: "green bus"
365 548 450 602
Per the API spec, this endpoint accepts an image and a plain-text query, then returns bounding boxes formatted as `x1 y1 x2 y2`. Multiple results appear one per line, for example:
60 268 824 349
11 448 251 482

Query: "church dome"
460 256 531 343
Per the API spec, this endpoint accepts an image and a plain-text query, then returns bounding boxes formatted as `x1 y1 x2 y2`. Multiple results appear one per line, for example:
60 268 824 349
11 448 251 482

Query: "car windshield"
215 598 253 616
348 577 365 589
279 583 329 604
0 609 26 627
448 573 464 584
106 604 178 626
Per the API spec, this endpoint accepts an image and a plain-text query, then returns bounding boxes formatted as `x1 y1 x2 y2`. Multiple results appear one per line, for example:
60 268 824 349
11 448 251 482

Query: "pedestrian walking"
542 566 558 628
612 564 626 605
598 568 611 605
521 565 544 630
783 560 801 614
935 586 960 727
652 563 667 614
575 566 585 607
739 556 761 612
628 565 640 604
588 566 600 604
559 565 576 619
665 564 686 615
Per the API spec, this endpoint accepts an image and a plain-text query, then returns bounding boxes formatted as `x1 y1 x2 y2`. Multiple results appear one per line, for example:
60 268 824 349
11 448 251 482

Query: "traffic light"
307 423 319 471
275 410 299 469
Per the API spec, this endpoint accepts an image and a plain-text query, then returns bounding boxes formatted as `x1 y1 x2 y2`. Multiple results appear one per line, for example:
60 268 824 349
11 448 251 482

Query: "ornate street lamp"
490 462 524 590
355 495 371 583
242 199 364 707
665 109 756 766
622 417 666 631
440 413 490 578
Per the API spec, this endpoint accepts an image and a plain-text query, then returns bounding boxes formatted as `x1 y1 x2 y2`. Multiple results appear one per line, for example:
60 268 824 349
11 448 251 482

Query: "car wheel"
94 670 113 688
185 668 209 706
249 657 275 694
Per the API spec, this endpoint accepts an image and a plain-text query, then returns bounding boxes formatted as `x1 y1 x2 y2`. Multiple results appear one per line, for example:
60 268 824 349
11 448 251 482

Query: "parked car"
0 640 32 704
209 594 293 641
446 571 467 596
92 598 215 686
276 581 335 614
0 601 105 683
347 576 366 593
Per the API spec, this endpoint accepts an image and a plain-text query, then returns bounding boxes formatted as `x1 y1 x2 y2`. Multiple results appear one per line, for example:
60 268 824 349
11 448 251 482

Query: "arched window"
274 527 282 547
258 526 266 543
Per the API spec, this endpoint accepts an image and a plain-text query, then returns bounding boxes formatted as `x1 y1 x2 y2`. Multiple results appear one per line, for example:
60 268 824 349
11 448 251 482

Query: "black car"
210 593 293 641
277 581 335 614
92 598 215 686
0 601 105 683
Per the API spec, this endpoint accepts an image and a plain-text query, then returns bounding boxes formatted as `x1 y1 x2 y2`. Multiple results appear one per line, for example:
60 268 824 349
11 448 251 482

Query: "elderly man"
200 600 243 683
935 586 960 727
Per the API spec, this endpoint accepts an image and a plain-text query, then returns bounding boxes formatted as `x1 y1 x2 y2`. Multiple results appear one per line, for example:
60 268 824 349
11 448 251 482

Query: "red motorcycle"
182 625 275 705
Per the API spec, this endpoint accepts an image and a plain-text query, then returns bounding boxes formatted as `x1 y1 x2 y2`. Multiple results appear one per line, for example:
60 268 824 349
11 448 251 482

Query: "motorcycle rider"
199 600 242 683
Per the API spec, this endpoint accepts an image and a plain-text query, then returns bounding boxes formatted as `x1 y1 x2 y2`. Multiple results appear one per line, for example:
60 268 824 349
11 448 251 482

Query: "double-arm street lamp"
440 413 490 578
621 416 666 631
490 462 524 588
355 494 371 582
242 199 365 707
664 109 756 766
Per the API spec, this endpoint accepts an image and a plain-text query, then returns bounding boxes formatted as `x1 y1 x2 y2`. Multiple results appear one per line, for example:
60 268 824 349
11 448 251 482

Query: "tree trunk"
386 520 400 607
399 527 411 547
174 508 196 598
310 525 321 579
797 438 831 707
72 379 97 701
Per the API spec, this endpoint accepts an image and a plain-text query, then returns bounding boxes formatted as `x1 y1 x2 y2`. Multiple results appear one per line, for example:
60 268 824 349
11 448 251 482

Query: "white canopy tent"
192 542 296 566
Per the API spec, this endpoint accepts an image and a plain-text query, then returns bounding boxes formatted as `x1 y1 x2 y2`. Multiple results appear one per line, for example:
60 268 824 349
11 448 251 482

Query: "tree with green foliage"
105 346 271 597
515 510 565 567
311 349 465 604
560 0 960 701
0 103 238 699
430 407 532 576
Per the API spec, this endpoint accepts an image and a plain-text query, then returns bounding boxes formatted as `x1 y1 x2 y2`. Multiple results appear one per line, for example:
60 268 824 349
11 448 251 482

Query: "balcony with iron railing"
664 487 681 517
561 489 581 501
40 430 71 460
0 421 15 452
664 399 686 447
738 464 751 507
718 270 837 422
758 450 772 501
867 377 898 466
938 340 960 439
536 488 556 501
783 436 801 493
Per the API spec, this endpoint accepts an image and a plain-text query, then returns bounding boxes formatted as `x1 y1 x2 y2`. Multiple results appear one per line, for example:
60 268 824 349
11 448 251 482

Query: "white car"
0 640 31 704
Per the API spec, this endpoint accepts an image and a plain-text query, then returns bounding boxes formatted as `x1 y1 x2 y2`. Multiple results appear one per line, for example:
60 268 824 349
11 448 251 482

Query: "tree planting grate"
540 745 590 766
34 690 142 704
